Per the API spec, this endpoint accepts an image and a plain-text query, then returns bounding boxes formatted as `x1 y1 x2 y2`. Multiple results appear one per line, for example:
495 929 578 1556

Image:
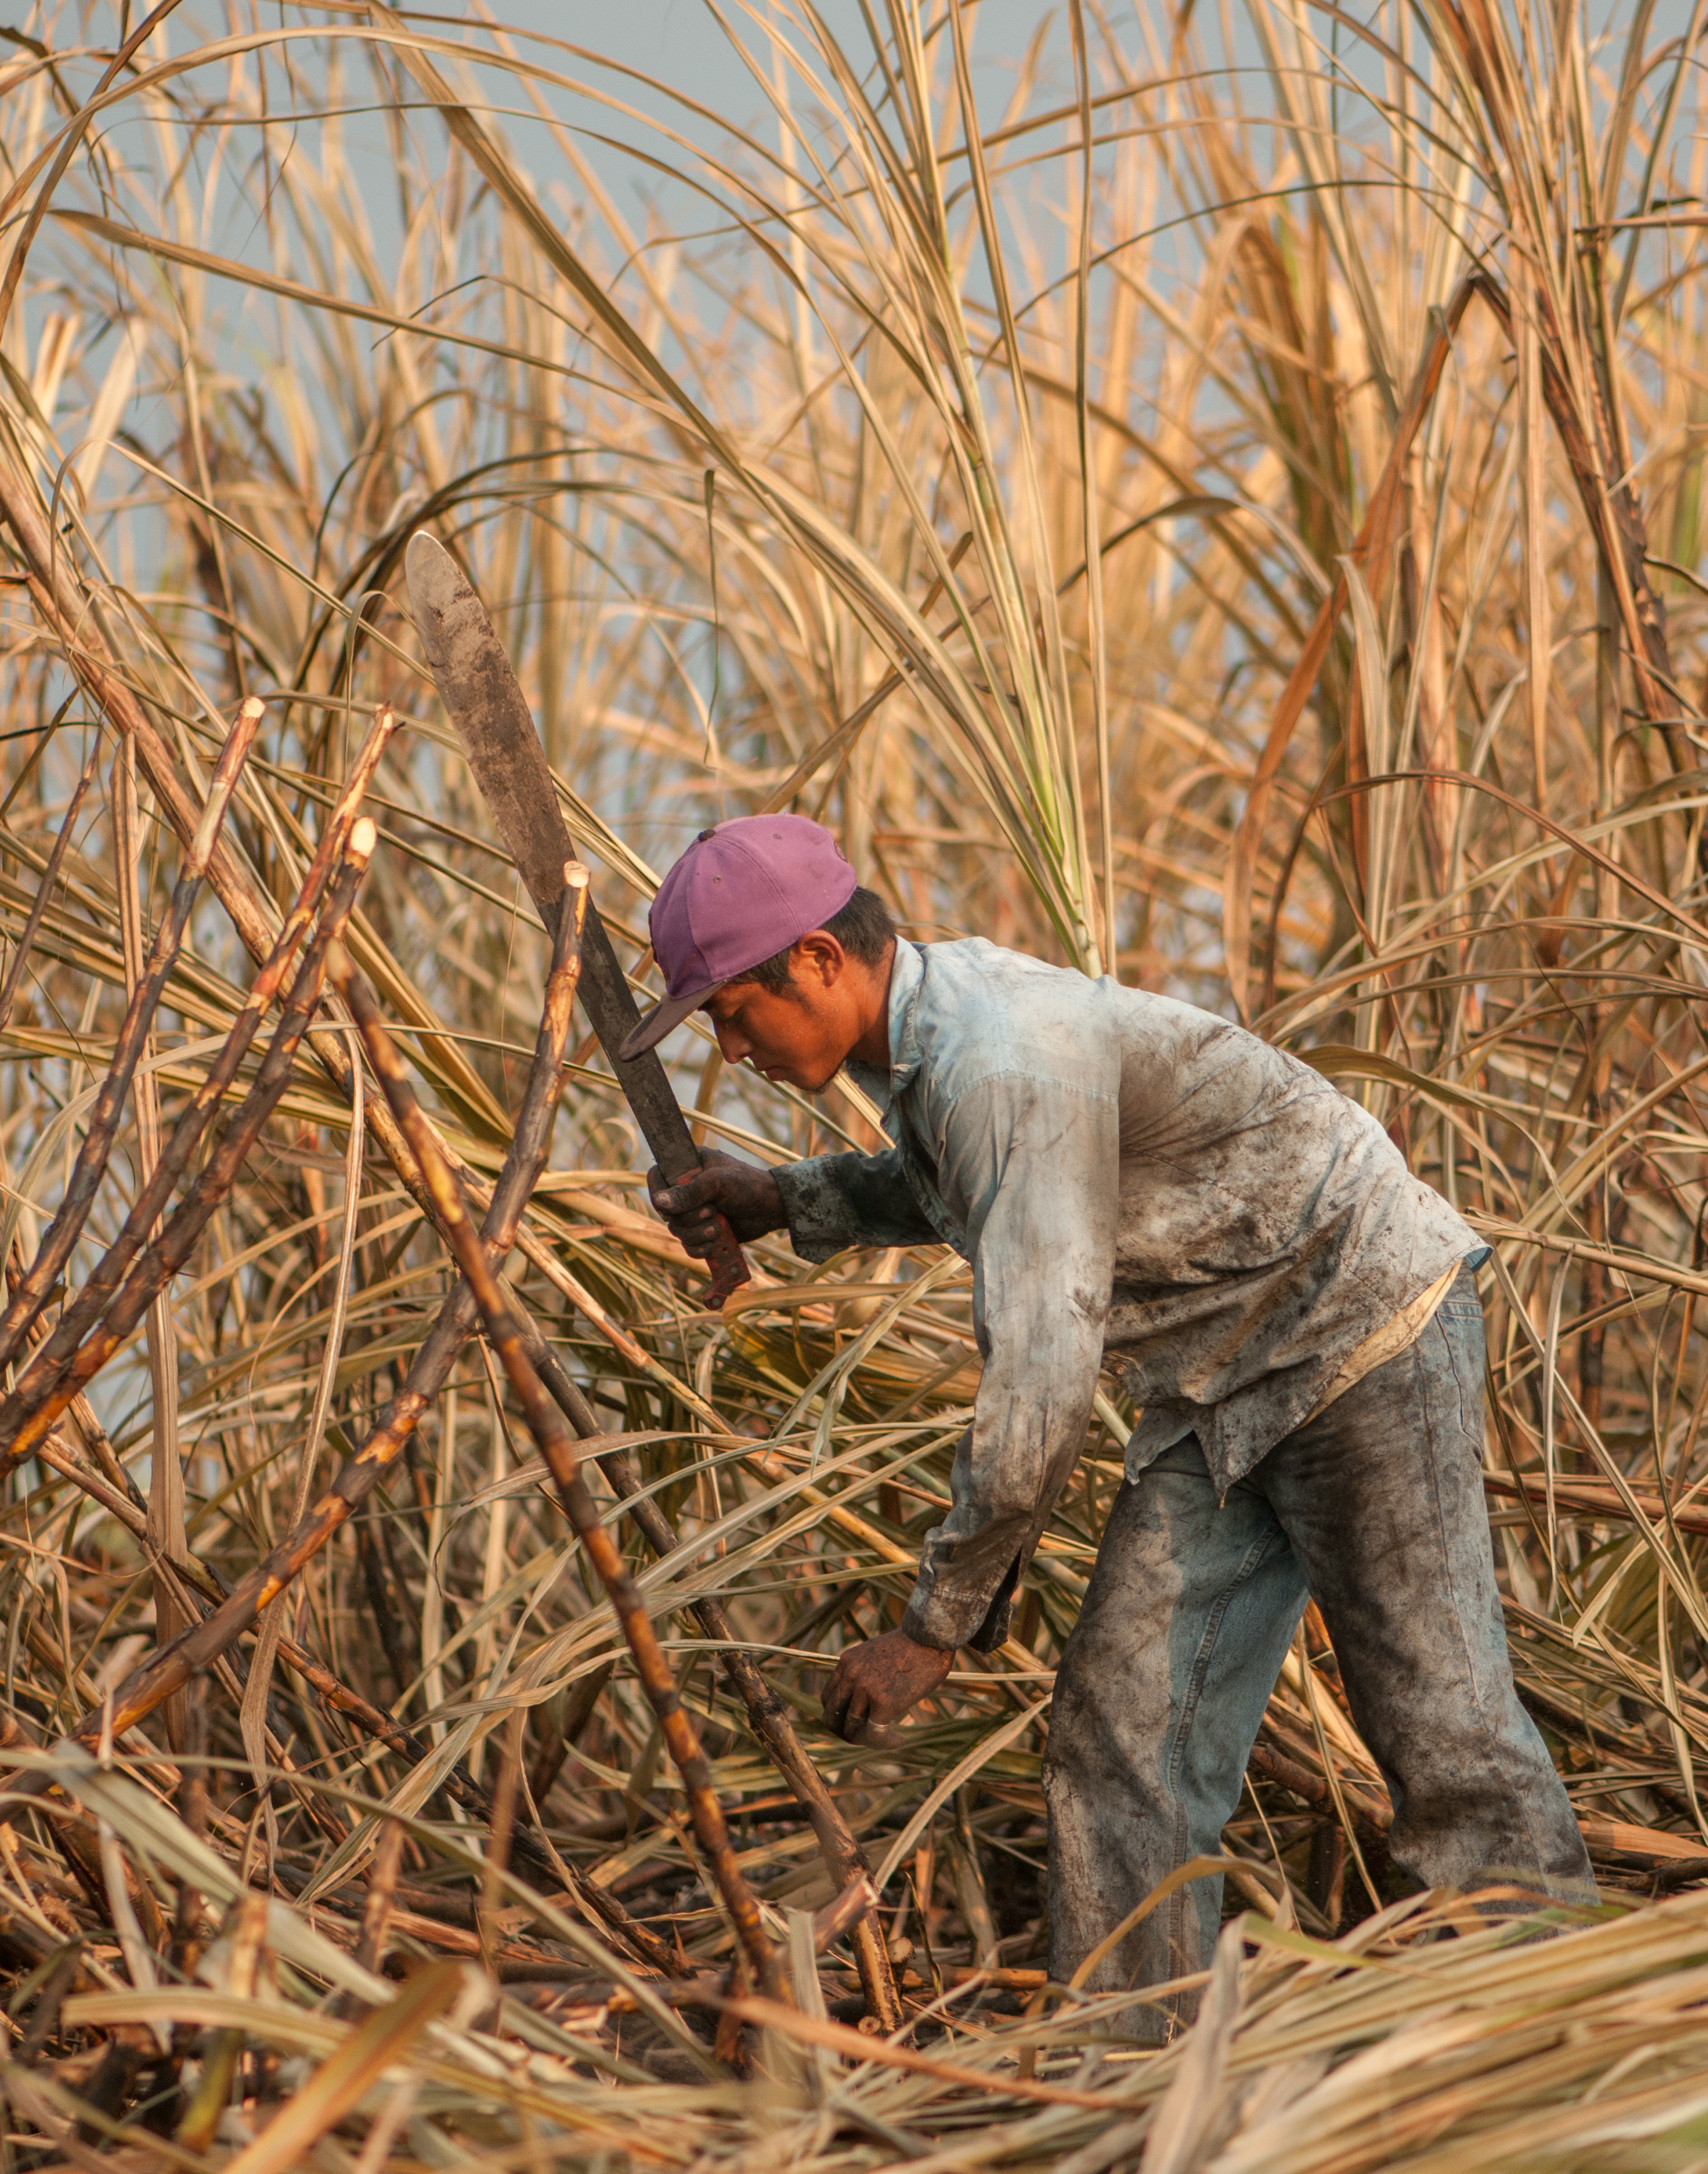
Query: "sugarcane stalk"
0 731 101 1039
0 697 262 1374
518 1333 903 2026
25 1408 675 1973
0 451 446 1326
0 826 377 1471
19 863 587 1765
0 706 399 1444
330 934 788 2006
3 480 744 1999
0 457 850 2006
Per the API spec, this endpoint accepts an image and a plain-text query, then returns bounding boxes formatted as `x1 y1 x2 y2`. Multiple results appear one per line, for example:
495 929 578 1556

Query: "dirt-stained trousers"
1043 1266 1595 2033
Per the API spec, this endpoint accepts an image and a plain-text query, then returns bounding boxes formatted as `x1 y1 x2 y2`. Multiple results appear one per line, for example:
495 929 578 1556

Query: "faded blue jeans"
1043 1266 1594 2032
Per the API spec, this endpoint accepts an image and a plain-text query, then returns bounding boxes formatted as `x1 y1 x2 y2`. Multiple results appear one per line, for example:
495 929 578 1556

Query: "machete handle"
703 1211 751 1307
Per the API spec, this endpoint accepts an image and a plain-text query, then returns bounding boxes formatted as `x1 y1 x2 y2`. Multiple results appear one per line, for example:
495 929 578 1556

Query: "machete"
405 532 750 1305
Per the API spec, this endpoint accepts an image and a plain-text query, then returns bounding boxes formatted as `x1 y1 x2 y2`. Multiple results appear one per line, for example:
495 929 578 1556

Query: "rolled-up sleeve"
775 1147 940 1263
900 1074 1117 1652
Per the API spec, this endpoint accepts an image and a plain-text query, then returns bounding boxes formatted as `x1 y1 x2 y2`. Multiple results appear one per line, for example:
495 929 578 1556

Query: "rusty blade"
405 532 709 1193
407 533 578 934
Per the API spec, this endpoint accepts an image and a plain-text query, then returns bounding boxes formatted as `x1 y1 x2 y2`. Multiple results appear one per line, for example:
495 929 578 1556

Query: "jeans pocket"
1432 1304 1486 1443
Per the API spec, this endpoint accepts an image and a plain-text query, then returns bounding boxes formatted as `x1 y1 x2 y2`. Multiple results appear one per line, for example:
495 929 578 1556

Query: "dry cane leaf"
220 1962 474 2174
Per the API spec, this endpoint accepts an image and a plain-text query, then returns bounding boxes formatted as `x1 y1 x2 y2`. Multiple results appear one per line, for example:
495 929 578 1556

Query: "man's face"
701 968 854 1094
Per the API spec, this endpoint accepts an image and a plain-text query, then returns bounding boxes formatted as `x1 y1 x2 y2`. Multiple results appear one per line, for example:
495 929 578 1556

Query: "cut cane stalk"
0 706 399 1443
2 865 590 1802
515 1335 902 2027
0 831 377 1471
329 929 788 2007
0 696 262 1372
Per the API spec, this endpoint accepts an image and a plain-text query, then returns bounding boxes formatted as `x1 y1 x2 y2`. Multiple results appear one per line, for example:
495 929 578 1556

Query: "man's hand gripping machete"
405 532 750 1306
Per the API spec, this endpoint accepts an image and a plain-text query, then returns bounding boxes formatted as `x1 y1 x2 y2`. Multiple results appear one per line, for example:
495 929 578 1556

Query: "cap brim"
617 983 723 1062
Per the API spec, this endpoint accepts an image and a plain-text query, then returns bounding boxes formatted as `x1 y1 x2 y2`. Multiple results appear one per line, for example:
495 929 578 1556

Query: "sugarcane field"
4 0 1708 2166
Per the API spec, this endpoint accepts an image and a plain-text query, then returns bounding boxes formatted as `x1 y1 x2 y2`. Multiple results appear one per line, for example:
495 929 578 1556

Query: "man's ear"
793 930 847 988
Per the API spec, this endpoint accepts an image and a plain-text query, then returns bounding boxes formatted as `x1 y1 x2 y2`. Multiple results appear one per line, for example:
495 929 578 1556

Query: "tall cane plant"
0 1 1702 2165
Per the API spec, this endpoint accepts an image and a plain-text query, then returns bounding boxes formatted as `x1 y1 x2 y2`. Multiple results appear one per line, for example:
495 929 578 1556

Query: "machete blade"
404 532 736 1258
406 532 579 939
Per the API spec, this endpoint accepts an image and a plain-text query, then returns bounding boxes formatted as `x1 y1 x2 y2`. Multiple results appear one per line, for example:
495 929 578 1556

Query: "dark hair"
731 885 896 992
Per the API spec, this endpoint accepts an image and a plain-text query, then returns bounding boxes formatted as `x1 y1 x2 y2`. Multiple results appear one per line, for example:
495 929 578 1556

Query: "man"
622 813 1595 2029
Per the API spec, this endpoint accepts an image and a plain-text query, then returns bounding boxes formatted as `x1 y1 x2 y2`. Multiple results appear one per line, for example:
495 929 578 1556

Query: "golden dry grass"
0 1 1704 2167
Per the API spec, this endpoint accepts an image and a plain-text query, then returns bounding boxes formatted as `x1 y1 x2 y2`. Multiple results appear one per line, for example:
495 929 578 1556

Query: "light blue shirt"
776 938 1478 1649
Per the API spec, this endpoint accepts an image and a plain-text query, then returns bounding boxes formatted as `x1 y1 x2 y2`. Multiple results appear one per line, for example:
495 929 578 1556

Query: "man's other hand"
649 1149 786 1255
821 1628 953 1744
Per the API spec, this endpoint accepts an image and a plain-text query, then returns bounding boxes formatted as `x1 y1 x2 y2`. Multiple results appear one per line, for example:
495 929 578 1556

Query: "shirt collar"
842 937 924 1115
884 937 926 1091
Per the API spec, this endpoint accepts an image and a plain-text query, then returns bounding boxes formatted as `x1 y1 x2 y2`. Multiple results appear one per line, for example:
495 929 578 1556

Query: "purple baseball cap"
619 815 859 1059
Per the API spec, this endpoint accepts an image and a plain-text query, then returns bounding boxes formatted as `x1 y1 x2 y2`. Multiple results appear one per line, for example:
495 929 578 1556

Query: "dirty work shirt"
772 938 1480 1653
